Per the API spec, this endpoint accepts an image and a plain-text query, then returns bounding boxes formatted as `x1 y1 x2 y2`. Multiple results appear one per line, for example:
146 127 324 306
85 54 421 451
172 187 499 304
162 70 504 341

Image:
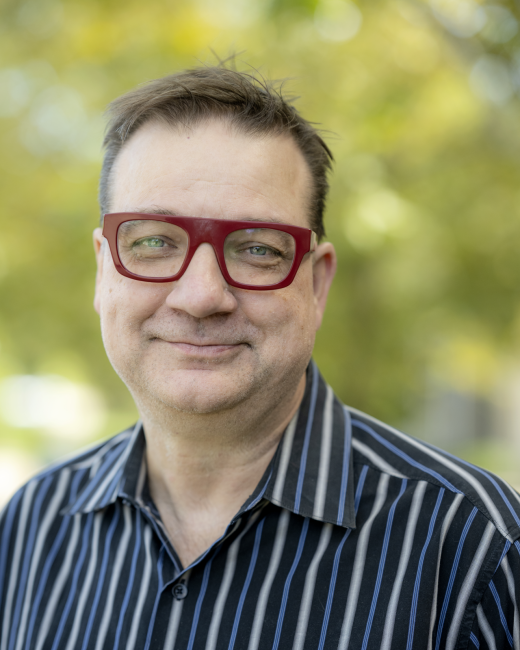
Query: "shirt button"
172 583 188 600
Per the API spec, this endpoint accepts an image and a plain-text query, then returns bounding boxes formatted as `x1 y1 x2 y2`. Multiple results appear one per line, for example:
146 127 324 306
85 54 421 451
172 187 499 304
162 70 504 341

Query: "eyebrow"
130 207 292 225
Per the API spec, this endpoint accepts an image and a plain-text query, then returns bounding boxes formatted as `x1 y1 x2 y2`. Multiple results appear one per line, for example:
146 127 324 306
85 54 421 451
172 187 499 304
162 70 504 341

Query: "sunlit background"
1 0 520 505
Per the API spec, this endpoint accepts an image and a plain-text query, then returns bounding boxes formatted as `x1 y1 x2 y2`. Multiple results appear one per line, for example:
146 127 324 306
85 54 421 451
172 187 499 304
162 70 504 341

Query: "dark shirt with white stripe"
1 361 520 650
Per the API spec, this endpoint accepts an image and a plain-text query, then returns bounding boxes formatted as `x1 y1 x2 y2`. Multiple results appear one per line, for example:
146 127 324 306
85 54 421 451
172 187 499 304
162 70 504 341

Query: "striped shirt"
1 361 520 650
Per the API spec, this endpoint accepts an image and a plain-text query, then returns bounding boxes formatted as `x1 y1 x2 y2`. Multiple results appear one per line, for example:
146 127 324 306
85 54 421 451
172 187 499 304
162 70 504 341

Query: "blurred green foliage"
1 0 520 461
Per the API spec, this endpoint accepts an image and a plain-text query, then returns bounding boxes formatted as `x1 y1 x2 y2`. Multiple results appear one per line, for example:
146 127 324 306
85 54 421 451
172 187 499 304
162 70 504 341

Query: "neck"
136 373 306 567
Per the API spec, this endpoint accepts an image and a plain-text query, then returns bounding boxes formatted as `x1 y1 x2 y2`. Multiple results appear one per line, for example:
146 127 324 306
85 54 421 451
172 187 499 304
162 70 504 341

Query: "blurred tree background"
1 0 520 502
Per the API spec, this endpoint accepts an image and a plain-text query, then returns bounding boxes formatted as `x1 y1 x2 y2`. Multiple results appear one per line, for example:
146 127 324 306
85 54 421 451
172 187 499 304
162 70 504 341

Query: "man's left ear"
312 242 337 330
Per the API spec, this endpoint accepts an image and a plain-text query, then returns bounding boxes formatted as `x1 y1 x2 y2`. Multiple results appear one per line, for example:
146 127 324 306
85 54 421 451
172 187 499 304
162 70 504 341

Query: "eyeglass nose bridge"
177 217 230 281
188 216 217 241
182 238 228 282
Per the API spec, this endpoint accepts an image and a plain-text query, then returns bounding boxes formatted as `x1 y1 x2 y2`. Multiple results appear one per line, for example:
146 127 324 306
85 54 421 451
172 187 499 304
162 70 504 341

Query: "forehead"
109 119 312 227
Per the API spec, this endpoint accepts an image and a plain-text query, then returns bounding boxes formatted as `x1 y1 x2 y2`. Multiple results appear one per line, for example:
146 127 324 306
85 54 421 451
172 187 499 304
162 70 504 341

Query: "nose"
164 243 237 318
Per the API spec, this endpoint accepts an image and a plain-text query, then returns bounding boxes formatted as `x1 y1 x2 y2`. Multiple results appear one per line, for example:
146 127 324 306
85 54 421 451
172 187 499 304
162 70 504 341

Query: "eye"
249 246 269 256
136 237 165 248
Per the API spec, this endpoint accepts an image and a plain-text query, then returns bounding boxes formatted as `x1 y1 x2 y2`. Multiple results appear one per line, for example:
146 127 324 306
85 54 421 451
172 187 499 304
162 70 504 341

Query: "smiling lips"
158 340 245 358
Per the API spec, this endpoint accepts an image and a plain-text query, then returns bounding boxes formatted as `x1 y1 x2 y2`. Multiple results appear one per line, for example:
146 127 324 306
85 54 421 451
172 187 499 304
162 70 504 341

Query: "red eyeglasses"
102 213 317 290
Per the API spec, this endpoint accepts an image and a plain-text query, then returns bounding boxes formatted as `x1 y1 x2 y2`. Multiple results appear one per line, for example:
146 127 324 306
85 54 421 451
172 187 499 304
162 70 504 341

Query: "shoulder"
0 425 135 531
347 406 520 543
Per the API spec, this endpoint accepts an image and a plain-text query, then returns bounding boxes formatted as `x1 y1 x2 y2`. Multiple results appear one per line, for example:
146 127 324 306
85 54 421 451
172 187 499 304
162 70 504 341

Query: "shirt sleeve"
468 541 520 649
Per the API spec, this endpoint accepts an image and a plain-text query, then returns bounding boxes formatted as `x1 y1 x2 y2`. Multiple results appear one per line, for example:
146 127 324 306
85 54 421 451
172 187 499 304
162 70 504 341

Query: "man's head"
93 67 337 420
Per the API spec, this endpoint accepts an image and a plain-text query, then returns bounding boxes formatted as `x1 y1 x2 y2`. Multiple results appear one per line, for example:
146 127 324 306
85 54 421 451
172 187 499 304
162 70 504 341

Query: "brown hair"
99 66 333 240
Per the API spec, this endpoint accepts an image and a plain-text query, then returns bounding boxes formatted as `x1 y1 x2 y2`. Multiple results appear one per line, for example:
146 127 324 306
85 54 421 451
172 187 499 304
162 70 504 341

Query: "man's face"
94 120 336 415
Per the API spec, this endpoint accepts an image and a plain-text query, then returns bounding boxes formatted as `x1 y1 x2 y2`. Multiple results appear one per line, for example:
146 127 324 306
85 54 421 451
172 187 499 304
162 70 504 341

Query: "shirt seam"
352 458 520 542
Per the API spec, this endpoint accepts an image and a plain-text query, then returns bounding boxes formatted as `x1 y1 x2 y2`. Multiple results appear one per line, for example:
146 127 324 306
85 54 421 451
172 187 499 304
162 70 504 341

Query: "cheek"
98 271 166 333
242 280 316 348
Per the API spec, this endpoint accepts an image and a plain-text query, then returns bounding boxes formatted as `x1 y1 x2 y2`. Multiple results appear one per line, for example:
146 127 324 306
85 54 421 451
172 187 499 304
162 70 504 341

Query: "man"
0 66 519 650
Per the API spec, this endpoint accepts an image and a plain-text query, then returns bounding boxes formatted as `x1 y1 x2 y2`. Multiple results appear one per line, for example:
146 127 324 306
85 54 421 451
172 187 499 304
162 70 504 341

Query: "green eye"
250 246 268 256
138 237 164 248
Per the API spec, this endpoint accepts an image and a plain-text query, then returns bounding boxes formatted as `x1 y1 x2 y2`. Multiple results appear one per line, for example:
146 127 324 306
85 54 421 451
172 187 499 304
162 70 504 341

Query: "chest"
3 502 483 650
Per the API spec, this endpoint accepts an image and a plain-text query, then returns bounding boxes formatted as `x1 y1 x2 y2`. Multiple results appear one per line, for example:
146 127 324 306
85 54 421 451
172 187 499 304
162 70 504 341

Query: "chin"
147 368 261 415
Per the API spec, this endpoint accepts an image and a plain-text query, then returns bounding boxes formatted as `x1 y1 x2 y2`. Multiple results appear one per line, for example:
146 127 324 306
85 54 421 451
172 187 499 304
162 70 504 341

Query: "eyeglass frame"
102 212 318 291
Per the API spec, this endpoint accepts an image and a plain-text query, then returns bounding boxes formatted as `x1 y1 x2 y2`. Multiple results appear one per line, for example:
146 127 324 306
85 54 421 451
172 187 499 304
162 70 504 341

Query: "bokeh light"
1 0 520 505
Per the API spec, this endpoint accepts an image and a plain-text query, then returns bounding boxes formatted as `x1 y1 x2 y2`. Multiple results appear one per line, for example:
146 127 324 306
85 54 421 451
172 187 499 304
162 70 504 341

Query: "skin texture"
93 119 337 567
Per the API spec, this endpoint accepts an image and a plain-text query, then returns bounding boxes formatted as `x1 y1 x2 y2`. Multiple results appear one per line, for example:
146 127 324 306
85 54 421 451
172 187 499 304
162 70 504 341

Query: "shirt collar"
64 361 356 529
261 361 356 528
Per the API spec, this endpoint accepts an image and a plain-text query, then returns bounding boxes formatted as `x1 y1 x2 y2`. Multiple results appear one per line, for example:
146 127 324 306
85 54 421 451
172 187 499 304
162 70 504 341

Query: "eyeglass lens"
116 220 297 286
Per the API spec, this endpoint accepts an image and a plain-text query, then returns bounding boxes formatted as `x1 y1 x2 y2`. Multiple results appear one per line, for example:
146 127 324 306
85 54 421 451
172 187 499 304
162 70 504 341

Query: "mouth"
151 338 249 358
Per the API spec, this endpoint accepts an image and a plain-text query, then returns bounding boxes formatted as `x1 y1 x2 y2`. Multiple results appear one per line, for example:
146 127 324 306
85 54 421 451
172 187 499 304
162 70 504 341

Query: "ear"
312 242 337 330
93 228 105 315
